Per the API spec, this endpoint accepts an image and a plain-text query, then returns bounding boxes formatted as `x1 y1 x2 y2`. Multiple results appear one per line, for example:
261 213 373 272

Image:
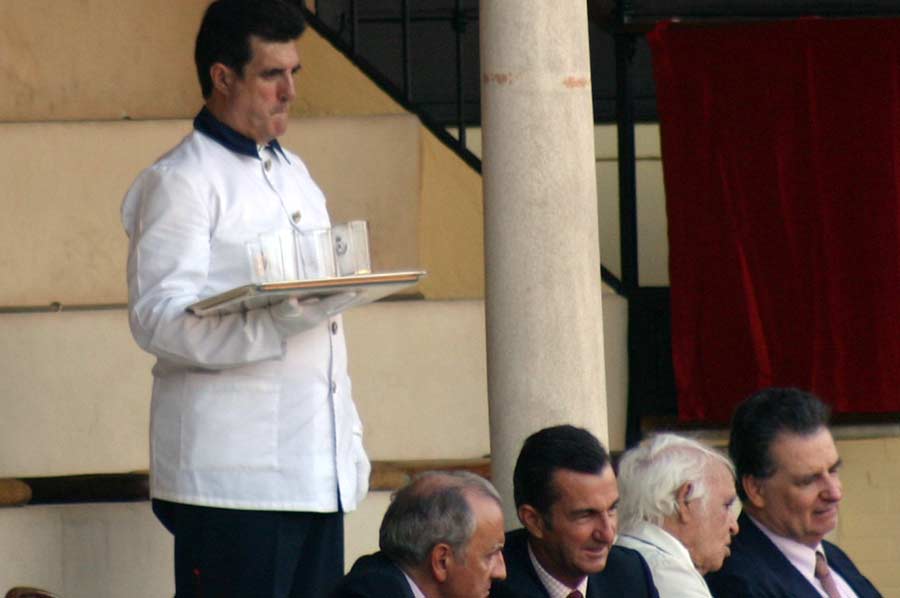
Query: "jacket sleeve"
706 569 776 598
122 167 286 369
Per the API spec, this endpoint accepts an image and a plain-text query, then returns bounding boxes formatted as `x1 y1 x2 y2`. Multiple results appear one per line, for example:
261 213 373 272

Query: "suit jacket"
705 513 881 598
491 528 660 598
329 552 415 598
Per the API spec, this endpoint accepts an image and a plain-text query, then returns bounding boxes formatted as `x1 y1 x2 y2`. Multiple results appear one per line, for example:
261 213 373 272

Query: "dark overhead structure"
605 0 900 445
590 0 900 26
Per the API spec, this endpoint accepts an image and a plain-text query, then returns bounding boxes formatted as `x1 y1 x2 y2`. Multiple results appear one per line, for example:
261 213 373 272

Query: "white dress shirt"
749 514 859 598
618 521 713 598
528 542 589 598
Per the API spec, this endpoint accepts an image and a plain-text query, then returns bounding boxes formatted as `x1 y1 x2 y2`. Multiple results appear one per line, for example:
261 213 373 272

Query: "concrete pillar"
480 2 608 522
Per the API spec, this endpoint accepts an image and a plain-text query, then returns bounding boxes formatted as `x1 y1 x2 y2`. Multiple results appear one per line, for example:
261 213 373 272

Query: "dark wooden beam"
0 459 493 507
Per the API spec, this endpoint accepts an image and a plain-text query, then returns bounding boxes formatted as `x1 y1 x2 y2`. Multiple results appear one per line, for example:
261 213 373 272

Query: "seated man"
705 387 881 598
330 470 506 597
491 425 659 598
616 433 739 597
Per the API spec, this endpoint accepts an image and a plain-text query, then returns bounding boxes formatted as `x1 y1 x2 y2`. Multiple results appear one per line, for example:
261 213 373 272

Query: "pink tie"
566 592 584 598
814 551 842 598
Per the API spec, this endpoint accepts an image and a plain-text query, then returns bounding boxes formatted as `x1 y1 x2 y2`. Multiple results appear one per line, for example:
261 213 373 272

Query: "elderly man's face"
221 35 299 143
527 465 619 587
441 492 506 598
684 462 739 574
747 427 842 547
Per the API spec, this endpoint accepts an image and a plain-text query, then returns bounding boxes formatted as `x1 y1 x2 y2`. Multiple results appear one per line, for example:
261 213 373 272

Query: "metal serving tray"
187 270 426 317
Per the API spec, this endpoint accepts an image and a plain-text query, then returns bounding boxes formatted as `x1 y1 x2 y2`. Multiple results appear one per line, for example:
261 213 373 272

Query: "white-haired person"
616 434 740 597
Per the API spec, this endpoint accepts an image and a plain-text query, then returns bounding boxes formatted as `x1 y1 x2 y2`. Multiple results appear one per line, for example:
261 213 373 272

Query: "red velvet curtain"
648 18 900 422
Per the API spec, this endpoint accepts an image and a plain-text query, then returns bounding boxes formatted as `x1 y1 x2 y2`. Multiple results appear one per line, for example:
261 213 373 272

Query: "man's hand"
268 292 357 338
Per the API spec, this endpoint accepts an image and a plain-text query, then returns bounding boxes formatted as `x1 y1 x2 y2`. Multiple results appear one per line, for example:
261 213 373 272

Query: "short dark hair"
513 425 610 516
379 471 501 569
729 387 831 501
194 0 306 98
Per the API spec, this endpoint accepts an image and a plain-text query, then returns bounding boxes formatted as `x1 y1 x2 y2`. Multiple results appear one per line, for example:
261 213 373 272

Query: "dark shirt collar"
193 106 289 162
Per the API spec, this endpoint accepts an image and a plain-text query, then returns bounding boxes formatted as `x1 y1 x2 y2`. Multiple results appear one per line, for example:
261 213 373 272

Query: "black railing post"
401 0 412 102
615 25 643 448
616 33 639 295
350 0 358 57
453 0 467 150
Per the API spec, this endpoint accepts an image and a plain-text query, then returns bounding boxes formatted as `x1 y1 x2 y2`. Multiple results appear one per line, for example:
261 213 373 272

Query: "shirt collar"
620 521 696 568
401 571 427 598
747 513 821 575
746 515 859 598
193 106 289 162
528 540 589 598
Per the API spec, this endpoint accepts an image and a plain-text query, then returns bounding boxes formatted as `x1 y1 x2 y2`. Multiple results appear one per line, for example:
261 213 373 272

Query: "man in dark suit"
492 425 659 598
331 470 506 597
706 387 882 598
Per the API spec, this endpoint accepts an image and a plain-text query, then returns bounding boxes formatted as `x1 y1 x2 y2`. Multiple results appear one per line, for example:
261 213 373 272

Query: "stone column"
480 1 608 523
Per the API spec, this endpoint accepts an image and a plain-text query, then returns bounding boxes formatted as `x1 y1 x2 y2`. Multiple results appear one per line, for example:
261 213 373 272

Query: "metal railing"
302 1 625 293
302 1 479 161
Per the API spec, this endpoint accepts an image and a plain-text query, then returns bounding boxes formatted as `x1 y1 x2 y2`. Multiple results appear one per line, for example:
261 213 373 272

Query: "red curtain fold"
648 18 900 422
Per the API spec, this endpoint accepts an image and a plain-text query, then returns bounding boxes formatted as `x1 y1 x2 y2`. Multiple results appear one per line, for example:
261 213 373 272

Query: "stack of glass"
246 220 371 283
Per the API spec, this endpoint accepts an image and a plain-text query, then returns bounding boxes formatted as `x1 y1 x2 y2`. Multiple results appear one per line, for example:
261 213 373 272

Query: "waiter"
121 1 369 596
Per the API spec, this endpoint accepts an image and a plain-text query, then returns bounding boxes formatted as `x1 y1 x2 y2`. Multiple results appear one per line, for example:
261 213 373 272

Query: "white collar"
619 520 696 568
401 571 427 598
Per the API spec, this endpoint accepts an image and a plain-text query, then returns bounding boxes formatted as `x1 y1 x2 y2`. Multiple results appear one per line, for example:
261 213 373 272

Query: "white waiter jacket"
121 109 369 512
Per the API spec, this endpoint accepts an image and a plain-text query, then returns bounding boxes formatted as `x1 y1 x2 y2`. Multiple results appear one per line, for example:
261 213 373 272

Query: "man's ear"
210 63 234 96
429 543 454 583
742 475 765 509
674 482 693 523
519 504 546 539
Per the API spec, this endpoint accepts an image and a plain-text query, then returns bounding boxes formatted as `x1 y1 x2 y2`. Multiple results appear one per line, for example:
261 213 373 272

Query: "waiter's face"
220 35 300 143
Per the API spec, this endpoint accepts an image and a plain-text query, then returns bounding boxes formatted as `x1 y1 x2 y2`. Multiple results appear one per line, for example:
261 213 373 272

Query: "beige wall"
0 1 402 122
0 0 480 300
0 302 493 477
0 121 191 305
594 124 669 287
0 114 484 306
834 437 900 596
418 129 486 299
0 1 205 121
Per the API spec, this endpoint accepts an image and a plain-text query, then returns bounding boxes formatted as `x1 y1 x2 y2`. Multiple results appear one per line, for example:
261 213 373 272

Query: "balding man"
331 471 506 598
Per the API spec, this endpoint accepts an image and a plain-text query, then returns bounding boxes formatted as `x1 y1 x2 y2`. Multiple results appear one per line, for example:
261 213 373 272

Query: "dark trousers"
153 499 344 598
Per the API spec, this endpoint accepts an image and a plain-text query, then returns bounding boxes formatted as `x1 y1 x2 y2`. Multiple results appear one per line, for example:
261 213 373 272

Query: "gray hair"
379 470 502 568
617 433 735 531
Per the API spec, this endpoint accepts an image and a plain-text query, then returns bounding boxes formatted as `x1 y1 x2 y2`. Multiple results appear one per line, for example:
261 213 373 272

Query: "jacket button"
331 321 338 334
264 159 272 171
330 381 337 394
291 210 302 223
